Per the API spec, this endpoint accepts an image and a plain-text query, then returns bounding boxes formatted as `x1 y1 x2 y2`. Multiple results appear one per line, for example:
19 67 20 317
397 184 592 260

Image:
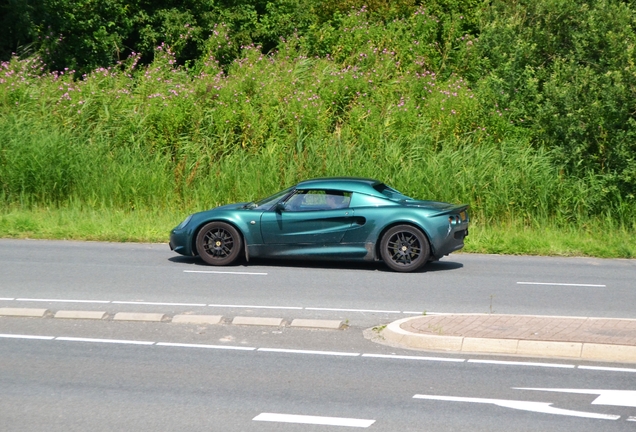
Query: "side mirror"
275 202 286 213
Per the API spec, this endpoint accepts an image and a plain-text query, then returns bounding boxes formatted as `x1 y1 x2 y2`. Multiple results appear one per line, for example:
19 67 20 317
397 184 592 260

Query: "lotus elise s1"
170 177 469 272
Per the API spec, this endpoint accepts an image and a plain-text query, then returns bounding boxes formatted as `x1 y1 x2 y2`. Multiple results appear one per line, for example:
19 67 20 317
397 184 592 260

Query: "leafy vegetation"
0 0 634 257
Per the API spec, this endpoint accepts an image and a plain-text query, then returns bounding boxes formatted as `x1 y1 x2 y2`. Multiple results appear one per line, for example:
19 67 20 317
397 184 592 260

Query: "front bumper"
169 228 194 256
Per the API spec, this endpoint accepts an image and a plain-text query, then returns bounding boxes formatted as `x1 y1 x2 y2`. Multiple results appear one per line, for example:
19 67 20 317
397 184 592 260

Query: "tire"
196 222 243 266
379 225 430 272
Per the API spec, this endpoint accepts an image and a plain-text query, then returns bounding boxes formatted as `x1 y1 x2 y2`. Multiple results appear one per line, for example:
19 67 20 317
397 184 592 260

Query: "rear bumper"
433 227 468 258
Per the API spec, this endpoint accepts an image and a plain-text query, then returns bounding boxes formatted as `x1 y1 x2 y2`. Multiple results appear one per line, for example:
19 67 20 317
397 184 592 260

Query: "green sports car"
170 177 469 272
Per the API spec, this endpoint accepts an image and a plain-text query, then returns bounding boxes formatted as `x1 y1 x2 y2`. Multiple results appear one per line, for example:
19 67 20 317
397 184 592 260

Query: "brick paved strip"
113 312 165 322
382 315 636 362
400 314 636 346
0 308 49 318
172 315 222 325
55 310 106 320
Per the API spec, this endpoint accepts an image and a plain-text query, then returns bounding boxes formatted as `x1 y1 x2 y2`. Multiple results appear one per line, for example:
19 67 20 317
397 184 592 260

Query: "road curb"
0 308 347 330
54 310 107 320
381 316 636 363
232 316 284 327
172 314 222 325
290 319 344 330
113 312 166 322
0 307 49 318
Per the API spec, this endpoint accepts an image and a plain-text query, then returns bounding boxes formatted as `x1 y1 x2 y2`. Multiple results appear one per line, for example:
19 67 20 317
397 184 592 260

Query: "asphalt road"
1 321 635 432
0 239 635 324
1 239 635 431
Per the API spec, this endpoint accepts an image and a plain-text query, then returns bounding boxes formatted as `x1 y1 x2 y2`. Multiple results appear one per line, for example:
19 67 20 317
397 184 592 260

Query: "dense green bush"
474 0 636 200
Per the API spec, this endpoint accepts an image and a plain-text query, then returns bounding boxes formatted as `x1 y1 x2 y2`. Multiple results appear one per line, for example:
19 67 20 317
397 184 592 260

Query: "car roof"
296 177 385 196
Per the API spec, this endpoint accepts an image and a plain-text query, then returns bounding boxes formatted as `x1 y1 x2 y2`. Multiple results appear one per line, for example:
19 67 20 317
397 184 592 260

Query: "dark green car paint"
170 177 469 271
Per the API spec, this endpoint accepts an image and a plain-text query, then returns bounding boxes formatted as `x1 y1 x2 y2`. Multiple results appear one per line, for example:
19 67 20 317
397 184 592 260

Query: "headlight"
176 215 192 230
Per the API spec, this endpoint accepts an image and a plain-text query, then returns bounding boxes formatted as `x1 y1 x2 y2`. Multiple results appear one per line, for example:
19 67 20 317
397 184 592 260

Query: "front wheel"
380 225 430 272
196 222 242 266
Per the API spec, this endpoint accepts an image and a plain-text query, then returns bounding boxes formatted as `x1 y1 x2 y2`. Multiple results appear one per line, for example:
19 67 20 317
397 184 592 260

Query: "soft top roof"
296 177 385 196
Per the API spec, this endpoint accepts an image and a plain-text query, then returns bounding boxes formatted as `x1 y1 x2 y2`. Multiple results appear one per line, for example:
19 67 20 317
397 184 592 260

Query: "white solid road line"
0 333 54 340
258 348 360 357
306 307 401 313
579 365 636 373
468 359 575 369
56 337 154 345
16 298 110 303
413 394 621 420
184 270 268 275
156 342 255 351
207 303 303 310
112 301 207 307
253 413 375 428
517 282 606 287
362 353 464 362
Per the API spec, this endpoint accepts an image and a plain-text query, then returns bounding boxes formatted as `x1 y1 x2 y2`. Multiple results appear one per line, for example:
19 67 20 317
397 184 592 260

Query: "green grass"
0 205 179 243
1 205 633 259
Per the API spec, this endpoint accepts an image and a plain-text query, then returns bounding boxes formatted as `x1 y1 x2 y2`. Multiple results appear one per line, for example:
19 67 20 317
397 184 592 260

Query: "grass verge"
1 206 633 259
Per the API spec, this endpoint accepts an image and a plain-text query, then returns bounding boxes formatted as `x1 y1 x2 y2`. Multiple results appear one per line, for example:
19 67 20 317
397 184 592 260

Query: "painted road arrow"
515 388 636 408
413 394 621 420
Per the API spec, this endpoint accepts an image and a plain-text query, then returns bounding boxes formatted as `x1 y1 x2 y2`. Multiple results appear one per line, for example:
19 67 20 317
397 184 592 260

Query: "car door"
260 189 354 244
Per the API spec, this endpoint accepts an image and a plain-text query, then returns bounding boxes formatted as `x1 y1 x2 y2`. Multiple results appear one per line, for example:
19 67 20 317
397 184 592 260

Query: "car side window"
284 190 351 211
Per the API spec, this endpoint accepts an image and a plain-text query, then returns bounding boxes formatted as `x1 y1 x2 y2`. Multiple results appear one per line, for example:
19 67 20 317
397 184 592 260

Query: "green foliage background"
0 0 634 256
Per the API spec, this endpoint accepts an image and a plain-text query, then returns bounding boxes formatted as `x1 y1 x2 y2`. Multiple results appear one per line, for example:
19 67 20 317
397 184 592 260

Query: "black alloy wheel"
380 224 430 272
196 221 242 266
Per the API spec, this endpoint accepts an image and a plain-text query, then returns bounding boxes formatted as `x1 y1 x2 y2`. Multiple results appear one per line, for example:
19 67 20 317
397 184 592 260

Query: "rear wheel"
196 222 242 266
380 225 430 272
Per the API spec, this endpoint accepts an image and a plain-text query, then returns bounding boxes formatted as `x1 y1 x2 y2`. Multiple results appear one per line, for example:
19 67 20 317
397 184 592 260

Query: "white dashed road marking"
253 413 375 428
517 282 606 287
112 301 206 307
56 337 154 345
184 270 268 275
1 333 636 374
1 297 418 314
362 353 464 362
258 348 359 357
16 298 110 303
0 333 54 340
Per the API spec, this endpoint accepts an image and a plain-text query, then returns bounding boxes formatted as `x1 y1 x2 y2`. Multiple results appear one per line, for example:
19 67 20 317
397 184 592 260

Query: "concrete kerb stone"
582 343 636 363
54 310 107 320
381 315 636 362
232 316 284 327
0 309 350 330
172 315 223 325
113 312 166 322
516 340 583 358
290 319 344 330
0 307 49 318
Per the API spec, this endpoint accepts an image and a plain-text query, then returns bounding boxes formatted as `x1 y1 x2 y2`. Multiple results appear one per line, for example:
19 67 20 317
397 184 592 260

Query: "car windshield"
373 183 413 201
249 186 294 210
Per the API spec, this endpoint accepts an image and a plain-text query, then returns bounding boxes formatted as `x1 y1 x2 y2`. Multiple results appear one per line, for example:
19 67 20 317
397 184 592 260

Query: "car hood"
200 202 251 214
